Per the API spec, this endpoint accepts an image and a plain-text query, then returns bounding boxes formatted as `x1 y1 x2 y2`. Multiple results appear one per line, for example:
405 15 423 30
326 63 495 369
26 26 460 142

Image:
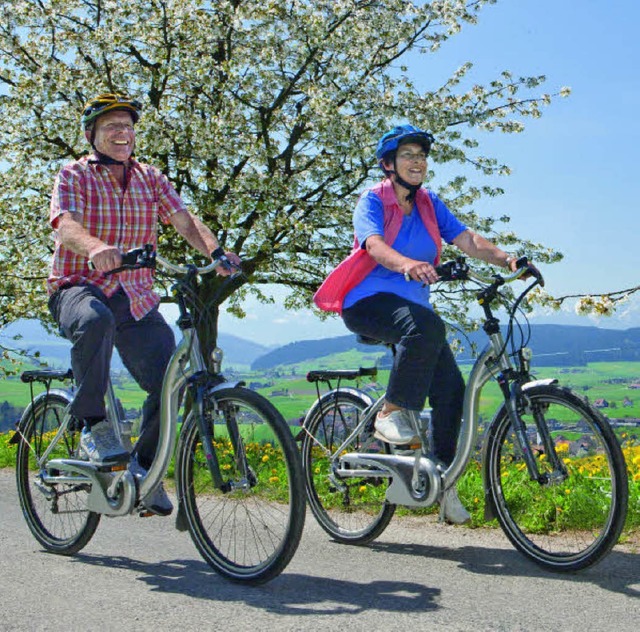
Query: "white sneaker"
440 487 471 525
374 409 419 445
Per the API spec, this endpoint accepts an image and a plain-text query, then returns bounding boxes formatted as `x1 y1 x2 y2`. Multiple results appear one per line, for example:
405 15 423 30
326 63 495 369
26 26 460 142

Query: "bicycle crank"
337 453 441 507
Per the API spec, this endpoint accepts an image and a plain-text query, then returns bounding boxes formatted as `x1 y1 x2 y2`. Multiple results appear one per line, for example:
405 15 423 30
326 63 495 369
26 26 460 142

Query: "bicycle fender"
300 387 375 432
521 378 558 391
8 388 74 445
206 380 246 394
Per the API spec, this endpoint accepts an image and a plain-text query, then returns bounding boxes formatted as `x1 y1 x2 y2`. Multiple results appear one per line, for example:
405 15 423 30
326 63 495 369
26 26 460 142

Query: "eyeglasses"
99 122 135 133
397 151 428 163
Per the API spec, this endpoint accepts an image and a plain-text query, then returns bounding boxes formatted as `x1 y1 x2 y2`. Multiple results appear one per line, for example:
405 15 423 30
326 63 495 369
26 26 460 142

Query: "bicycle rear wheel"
15 393 100 555
175 386 305 584
484 384 628 572
301 391 396 544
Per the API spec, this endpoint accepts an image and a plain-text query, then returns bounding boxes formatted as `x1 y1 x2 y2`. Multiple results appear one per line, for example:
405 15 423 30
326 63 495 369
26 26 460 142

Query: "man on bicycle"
47 92 238 516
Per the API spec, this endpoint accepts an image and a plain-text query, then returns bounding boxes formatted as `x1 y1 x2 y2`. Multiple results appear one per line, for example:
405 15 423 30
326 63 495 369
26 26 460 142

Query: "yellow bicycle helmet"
81 93 142 129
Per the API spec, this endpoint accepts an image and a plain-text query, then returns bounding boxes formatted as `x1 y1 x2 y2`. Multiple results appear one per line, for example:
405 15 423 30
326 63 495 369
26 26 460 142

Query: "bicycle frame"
307 260 558 509
30 254 242 516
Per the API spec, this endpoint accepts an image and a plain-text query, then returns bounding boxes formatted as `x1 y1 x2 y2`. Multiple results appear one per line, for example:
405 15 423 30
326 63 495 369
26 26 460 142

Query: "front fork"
499 376 566 484
189 373 254 493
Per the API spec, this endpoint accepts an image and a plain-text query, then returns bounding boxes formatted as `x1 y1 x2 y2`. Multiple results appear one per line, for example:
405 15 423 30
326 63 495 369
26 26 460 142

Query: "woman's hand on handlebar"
402 259 439 285
508 256 545 286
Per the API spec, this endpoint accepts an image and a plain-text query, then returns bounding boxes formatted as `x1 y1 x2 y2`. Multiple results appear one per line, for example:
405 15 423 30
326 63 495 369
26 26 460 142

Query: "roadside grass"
1 428 638 538
1 360 638 538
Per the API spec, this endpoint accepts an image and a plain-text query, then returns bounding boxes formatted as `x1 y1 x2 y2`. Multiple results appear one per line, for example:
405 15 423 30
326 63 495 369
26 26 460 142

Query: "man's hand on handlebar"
211 247 242 277
88 245 122 272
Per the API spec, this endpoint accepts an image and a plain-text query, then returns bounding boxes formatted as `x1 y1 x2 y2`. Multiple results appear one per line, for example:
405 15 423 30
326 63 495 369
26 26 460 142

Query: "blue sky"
213 0 640 346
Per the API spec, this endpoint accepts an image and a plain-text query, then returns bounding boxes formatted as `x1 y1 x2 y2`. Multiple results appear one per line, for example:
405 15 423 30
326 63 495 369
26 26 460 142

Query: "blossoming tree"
0 0 587 356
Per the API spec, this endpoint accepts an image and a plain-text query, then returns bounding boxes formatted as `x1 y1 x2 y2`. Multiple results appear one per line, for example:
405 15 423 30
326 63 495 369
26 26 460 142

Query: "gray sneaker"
129 457 173 517
79 420 129 465
440 487 471 525
374 409 419 444
143 483 173 517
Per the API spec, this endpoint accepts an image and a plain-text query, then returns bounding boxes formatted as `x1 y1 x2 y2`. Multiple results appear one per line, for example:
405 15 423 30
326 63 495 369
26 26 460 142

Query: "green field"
1 361 639 432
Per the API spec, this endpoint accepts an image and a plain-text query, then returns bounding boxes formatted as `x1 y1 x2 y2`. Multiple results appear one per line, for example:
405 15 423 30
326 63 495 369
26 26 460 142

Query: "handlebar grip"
435 257 469 281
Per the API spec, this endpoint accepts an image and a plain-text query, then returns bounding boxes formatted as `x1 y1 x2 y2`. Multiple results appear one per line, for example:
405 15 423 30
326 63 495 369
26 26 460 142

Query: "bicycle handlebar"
101 244 241 278
435 256 543 286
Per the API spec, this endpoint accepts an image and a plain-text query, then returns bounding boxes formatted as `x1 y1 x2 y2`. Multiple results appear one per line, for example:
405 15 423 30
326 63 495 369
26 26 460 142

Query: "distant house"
248 381 271 390
629 383 640 390
570 434 598 456
623 397 634 407
593 398 609 408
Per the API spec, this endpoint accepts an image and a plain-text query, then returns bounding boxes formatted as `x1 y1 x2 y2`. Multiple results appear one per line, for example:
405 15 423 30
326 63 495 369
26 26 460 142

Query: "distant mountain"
251 325 640 370
251 335 389 370
4 320 640 374
0 319 269 369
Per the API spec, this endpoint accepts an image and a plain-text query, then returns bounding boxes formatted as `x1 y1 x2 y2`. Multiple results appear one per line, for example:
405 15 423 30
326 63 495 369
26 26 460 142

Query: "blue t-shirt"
343 189 467 310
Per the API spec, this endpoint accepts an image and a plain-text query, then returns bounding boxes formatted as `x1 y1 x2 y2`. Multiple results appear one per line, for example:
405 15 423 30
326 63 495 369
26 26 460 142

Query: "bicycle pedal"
138 509 155 518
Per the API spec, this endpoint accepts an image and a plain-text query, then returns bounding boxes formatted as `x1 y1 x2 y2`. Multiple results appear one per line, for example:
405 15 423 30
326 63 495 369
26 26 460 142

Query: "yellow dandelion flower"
222 464 231 470
565 489 571 494
358 485 367 493
262 455 270 463
269 476 279 484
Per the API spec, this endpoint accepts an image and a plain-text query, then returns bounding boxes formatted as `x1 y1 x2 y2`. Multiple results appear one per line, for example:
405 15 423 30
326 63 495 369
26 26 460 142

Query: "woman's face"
386 141 427 186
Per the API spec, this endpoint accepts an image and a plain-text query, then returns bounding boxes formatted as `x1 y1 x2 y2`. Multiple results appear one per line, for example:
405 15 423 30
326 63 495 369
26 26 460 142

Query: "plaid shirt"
48 155 186 320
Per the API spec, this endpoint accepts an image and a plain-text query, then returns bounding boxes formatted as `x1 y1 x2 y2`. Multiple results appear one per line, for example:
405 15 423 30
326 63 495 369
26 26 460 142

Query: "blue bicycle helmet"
375 124 434 162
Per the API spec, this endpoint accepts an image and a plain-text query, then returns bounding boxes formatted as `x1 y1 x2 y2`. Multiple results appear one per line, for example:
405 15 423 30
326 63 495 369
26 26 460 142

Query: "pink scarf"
313 179 441 314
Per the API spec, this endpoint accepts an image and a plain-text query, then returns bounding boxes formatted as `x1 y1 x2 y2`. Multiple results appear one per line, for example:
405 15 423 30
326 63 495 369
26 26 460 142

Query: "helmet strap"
89 149 127 166
394 174 421 203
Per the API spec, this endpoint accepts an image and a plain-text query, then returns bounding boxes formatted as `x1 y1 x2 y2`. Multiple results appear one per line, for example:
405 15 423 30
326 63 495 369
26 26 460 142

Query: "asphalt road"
0 469 637 632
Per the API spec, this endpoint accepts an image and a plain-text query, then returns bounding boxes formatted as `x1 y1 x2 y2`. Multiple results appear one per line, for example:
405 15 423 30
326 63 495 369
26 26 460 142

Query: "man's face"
90 110 135 162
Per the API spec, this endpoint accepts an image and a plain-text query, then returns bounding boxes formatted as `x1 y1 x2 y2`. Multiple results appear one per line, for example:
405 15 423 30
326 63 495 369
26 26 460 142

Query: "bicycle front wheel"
301 391 396 544
484 384 628 572
175 386 305 584
15 393 100 555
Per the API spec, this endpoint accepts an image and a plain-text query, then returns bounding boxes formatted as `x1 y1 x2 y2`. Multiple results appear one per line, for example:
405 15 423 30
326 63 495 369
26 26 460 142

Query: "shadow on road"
367 539 640 599
70 553 441 615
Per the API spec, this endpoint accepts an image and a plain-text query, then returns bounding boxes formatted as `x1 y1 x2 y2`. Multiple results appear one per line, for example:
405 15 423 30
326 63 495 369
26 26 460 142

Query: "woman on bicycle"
314 124 521 523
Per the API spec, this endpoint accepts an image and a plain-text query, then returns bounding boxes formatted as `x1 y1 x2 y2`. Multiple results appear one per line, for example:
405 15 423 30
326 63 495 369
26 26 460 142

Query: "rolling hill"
250 325 640 370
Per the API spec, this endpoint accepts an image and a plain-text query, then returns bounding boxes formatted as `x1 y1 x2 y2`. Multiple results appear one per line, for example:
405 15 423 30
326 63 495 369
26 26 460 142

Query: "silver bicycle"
12 246 305 584
300 257 628 572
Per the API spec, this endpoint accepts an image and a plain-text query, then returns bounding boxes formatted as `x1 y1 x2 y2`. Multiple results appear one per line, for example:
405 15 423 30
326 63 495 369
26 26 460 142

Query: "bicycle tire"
15 392 100 555
175 386 305 584
301 390 396 544
484 384 628 572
